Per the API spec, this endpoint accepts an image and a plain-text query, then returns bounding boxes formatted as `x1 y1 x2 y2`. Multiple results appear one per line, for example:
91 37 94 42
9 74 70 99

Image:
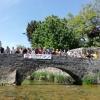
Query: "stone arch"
15 66 82 85
33 67 82 85
55 67 82 85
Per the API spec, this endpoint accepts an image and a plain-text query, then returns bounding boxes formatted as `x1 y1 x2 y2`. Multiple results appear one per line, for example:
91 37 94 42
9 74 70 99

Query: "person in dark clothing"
1 47 4 53
15 48 20 54
35 48 39 54
23 48 28 54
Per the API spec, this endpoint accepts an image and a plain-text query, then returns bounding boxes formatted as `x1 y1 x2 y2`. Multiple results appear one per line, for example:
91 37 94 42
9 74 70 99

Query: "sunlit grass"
30 71 74 85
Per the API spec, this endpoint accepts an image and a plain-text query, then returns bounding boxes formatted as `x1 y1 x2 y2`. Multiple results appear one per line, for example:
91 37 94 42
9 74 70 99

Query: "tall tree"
26 20 40 42
31 15 80 49
67 2 98 47
81 0 100 46
25 0 100 49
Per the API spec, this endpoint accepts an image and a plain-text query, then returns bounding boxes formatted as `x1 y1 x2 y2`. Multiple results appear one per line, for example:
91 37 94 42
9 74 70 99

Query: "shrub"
82 72 97 85
30 71 74 84
47 73 55 82
54 74 65 84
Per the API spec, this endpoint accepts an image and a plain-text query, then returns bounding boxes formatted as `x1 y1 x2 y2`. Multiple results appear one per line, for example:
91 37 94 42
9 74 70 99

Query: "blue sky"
0 0 90 48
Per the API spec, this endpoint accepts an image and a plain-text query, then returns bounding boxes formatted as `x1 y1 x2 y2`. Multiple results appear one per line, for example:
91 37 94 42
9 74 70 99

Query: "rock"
0 69 16 85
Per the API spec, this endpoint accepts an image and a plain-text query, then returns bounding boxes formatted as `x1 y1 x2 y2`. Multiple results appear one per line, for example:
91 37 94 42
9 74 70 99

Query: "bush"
54 75 65 84
31 72 48 81
30 71 74 84
82 72 98 85
47 73 55 82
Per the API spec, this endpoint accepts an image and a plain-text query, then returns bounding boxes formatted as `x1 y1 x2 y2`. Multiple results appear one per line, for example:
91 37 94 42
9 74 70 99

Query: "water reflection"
0 82 100 100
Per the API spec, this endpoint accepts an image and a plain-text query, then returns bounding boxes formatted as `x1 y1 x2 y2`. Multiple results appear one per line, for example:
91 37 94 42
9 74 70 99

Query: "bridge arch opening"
16 66 82 85
55 67 82 85
29 67 74 84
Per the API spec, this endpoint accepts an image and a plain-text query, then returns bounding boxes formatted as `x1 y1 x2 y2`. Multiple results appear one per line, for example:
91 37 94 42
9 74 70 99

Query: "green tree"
26 20 40 42
25 0 100 49
67 3 97 47
81 0 100 46
31 15 80 49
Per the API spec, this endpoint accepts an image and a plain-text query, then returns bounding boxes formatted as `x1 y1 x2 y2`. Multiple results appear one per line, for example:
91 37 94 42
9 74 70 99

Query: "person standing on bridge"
5 46 11 54
86 50 94 64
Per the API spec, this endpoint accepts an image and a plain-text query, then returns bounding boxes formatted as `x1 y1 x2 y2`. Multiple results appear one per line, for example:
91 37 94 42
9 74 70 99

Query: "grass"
30 71 74 84
82 72 100 85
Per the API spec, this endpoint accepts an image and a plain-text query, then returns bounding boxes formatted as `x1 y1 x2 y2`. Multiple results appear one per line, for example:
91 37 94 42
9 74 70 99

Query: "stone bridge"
0 54 100 85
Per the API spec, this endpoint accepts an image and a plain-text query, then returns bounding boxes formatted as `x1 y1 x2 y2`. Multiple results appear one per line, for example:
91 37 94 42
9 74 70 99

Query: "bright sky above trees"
0 0 90 48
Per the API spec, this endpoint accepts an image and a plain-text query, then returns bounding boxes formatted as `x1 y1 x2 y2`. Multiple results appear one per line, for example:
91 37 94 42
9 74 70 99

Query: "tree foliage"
26 0 100 49
26 20 40 42
30 15 79 49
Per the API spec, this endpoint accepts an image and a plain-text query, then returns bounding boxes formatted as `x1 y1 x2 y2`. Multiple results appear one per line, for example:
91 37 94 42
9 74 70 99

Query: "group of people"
4 42 99 59
0 41 67 56
67 48 84 58
67 48 99 59
0 46 67 56
0 46 36 54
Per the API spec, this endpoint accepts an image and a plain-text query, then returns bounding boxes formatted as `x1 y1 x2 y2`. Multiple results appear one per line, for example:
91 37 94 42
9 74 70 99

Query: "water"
0 82 100 100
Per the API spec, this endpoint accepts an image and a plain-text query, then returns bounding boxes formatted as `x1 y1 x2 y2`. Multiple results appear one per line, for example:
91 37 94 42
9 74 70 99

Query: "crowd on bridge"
0 41 99 59
0 45 67 56
0 41 67 56
0 45 99 59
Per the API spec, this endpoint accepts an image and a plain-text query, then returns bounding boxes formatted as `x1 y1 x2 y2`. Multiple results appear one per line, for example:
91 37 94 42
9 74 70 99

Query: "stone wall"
0 54 100 85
